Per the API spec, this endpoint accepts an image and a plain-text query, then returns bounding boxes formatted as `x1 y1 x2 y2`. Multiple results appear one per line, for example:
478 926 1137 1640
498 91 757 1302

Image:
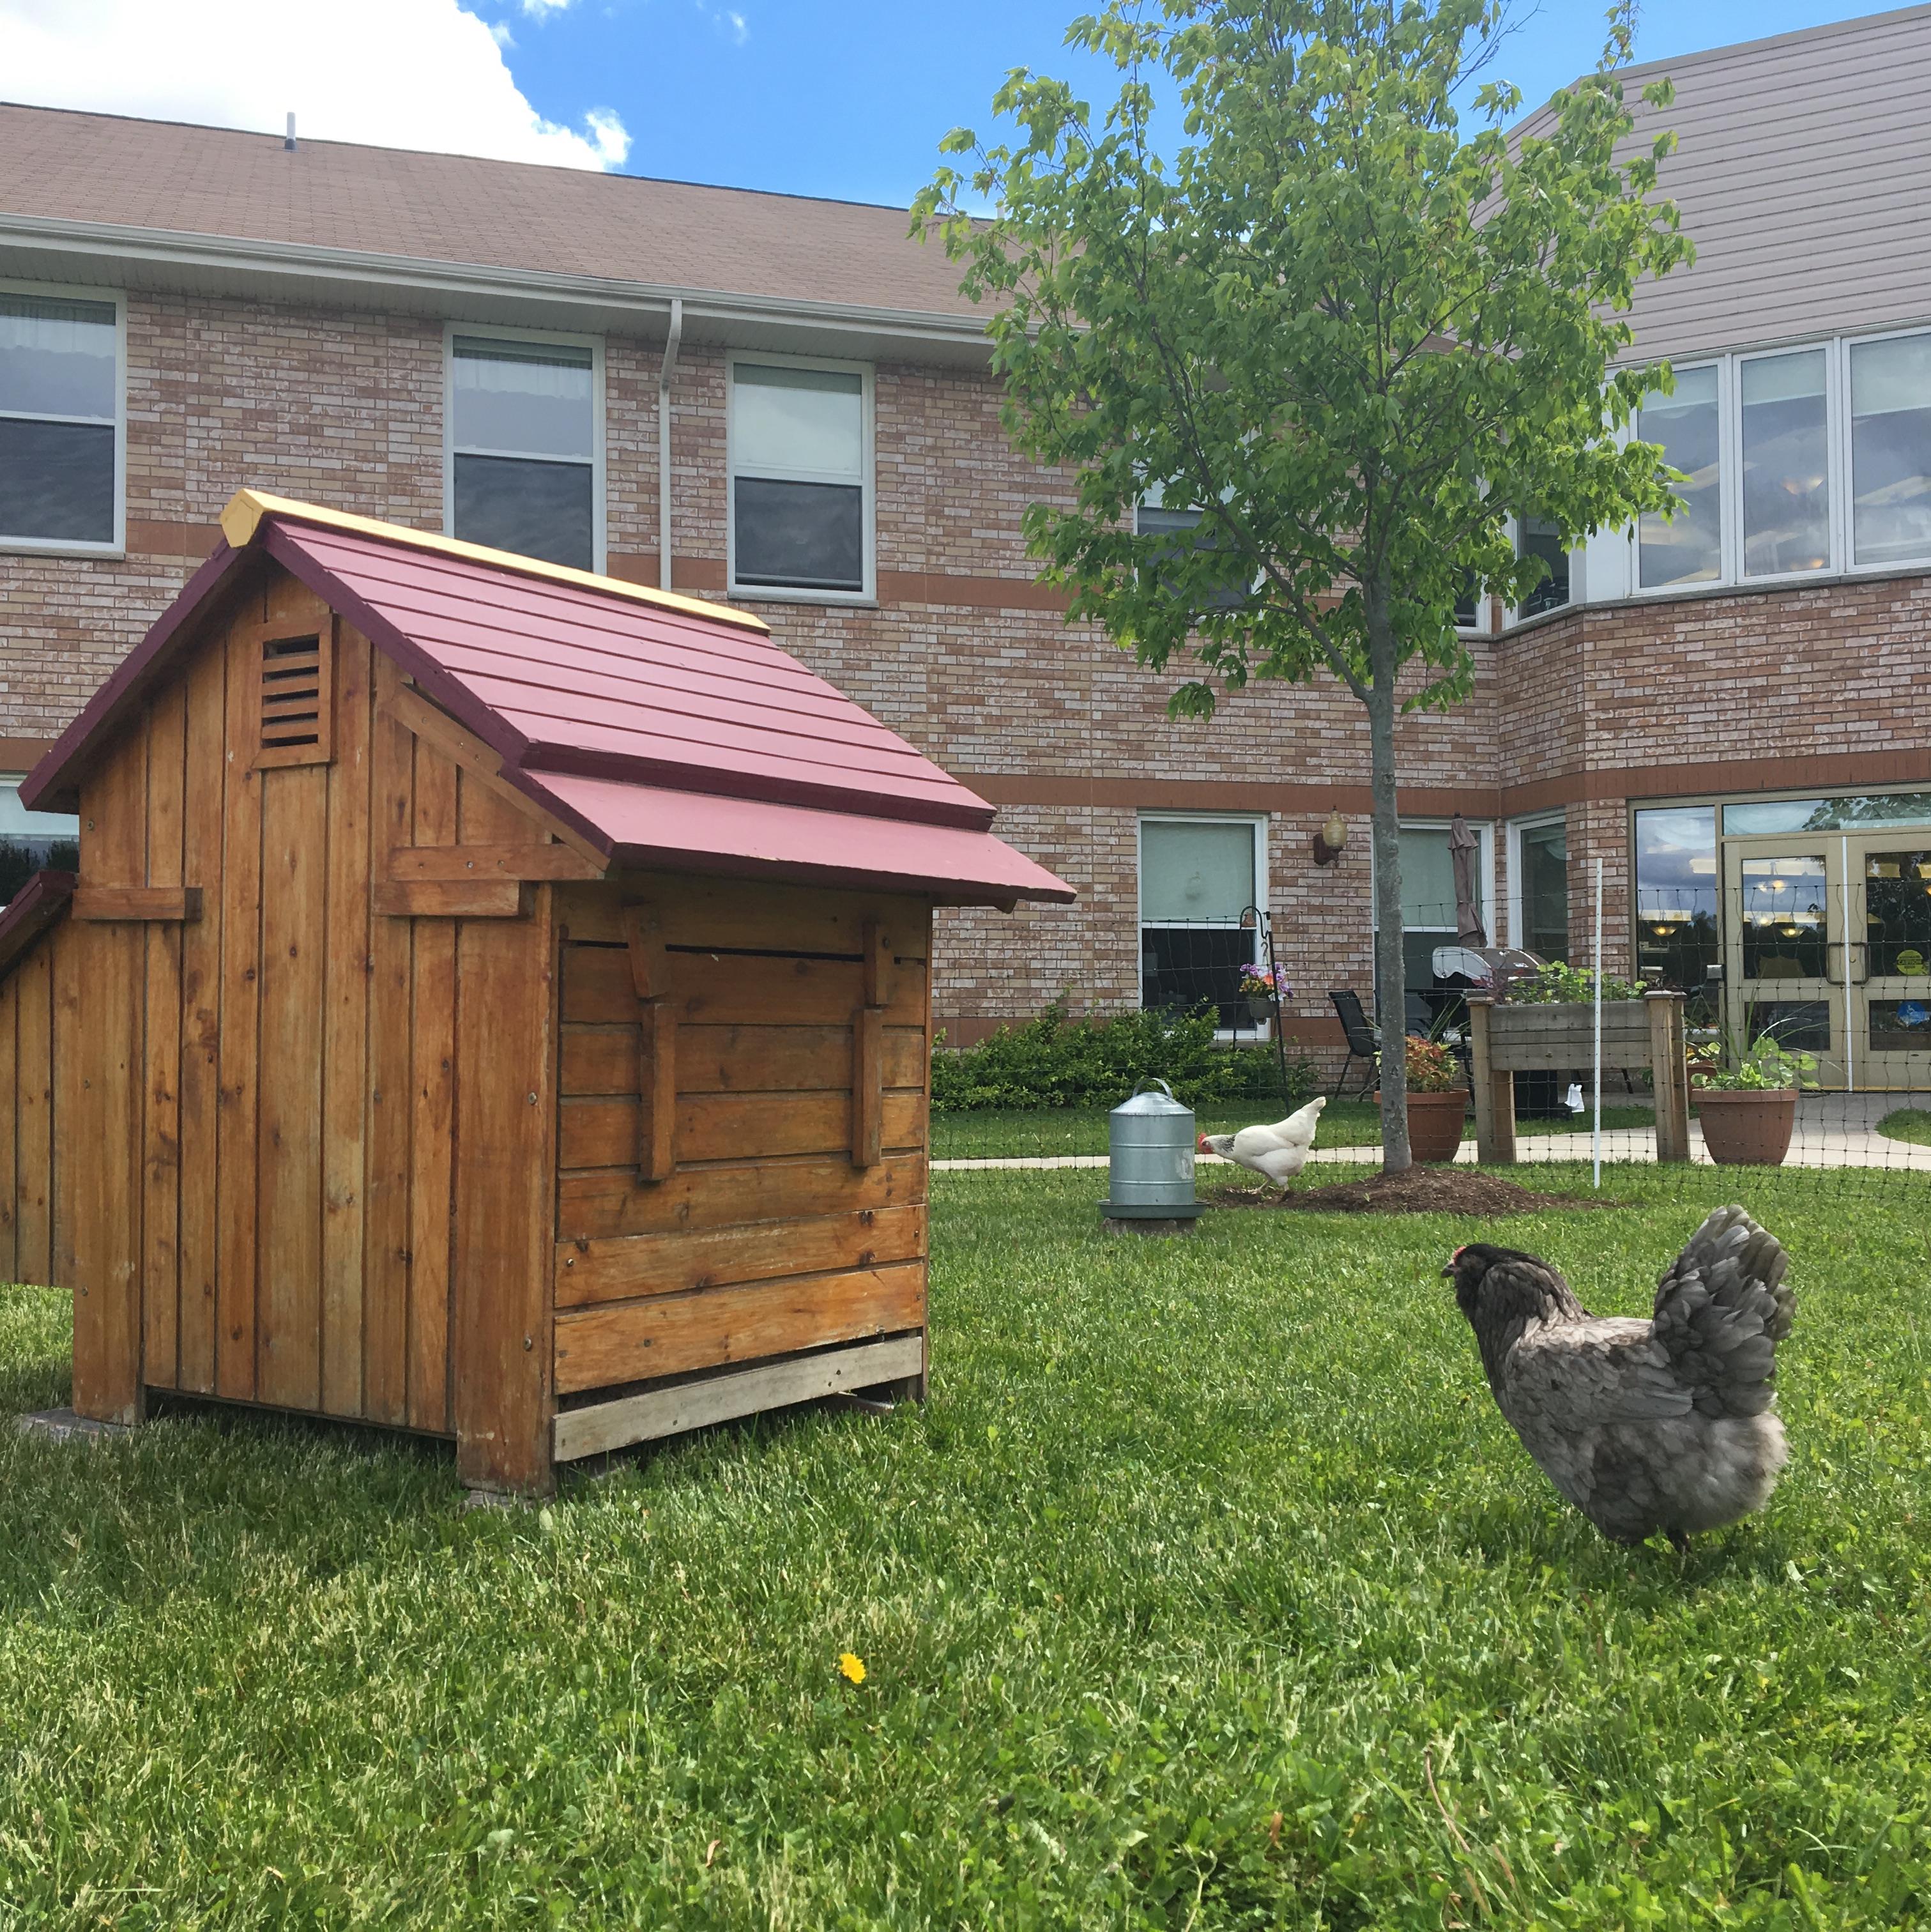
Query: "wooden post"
622 903 676 1183
1466 995 1516 1165
848 919 891 1169
1648 991 1690 1163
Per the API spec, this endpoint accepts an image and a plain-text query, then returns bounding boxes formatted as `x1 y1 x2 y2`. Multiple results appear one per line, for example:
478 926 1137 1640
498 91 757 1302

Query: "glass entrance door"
1858 841 1931 1085
1722 840 1847 1087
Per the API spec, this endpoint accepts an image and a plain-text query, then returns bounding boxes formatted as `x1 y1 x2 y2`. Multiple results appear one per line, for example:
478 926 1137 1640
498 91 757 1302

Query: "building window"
1740 348 1829 578
0 289 121 551
1632 804 1718 995
448 333 599 571
1510 815 1569 959
1850 333 1931 567
1453 571 1488 632
729 358 871 597
1373 821 1493 993
1138 814 1265 1030
0 779 79 907
1135 487 1250 613
1637 365 1721 588
1513 514 1571 620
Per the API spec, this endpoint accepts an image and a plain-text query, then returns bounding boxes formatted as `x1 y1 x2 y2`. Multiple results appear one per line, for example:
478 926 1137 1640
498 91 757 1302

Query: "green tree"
913 0 1691 1168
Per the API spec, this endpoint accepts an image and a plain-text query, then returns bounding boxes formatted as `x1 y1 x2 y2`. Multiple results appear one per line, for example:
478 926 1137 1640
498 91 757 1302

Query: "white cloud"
726 9 747 44
0 0 631 171
520 0 572 15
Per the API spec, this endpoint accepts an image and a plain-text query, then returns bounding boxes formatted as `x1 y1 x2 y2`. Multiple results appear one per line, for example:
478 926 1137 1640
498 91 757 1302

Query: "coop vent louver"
254 627 333 769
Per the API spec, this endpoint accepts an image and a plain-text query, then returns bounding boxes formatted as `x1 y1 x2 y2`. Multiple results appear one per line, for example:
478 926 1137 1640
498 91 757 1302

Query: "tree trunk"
1364 578 1412 1172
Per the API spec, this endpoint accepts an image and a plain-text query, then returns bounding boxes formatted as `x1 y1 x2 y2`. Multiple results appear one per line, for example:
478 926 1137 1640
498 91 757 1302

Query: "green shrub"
931 999 1316 1112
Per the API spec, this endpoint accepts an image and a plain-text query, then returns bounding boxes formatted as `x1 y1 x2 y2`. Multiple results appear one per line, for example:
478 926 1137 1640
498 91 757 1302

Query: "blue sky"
0 0 1904 199
491 0 1893 204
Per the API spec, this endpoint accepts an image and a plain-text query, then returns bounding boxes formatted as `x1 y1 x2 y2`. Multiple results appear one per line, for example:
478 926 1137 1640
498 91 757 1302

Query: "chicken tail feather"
1651 1206 1795 1418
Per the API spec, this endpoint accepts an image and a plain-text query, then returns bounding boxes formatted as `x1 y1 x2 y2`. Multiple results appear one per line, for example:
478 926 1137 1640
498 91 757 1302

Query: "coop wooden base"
553 1332 926 1462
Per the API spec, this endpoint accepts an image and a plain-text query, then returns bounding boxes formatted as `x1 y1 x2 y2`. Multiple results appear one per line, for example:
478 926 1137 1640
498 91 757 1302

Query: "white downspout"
657 297 683 590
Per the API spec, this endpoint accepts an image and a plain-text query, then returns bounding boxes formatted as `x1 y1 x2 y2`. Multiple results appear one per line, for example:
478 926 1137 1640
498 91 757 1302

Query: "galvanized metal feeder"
1099 1079 1205 1232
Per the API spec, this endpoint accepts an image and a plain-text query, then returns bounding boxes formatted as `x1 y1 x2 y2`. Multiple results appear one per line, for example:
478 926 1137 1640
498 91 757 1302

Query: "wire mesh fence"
935 873 1931 1203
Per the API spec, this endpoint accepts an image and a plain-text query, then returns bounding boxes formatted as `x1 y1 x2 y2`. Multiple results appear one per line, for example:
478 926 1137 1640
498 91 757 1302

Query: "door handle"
1826 940 1846 985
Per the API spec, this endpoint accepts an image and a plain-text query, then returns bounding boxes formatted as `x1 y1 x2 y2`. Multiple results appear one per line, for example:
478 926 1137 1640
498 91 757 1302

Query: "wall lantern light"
1311 810 1348 868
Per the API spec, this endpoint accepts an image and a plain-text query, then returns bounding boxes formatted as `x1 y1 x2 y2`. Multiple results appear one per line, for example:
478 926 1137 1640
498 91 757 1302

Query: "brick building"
3 6 1930 1087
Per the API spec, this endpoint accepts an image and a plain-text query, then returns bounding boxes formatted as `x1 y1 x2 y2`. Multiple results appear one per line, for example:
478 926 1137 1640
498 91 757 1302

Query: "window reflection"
1741 349 1829 577
1639 367 1721 588
1516 515 1570 617
1634 805 1718 999
1738 855 1828 979
1852 334 1931 565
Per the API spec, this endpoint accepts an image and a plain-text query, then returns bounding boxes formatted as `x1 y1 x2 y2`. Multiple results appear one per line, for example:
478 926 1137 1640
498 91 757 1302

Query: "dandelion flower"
838 1652 866 1685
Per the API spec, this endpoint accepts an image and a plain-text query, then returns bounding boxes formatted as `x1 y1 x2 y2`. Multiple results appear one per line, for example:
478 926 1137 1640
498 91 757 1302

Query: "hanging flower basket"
1244 994 1274 1021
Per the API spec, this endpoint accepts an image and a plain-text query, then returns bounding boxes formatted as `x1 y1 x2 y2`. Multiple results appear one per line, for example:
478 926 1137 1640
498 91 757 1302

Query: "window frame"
442 321 606 574
1502 512 1577 629
1135 810 1269 932
1631 355 1729 597
1135 809 1271 1038
0 277 126 559
1732 340 1835 588
1505 810 1568 954
726 348 876 606
1370 817 1497 944
1619 323 1931 596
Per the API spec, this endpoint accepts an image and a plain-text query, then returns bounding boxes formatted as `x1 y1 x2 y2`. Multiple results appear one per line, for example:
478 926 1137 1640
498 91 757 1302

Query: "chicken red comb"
1451 1244 1467 1261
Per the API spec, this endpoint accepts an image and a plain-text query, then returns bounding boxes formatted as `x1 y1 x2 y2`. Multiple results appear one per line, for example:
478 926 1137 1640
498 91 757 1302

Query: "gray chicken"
1444 1206 1795 1549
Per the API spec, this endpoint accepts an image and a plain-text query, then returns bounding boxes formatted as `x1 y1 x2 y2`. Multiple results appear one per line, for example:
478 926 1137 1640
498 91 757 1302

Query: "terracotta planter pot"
1693 1088 1798 1165
1377 1089 1469 1163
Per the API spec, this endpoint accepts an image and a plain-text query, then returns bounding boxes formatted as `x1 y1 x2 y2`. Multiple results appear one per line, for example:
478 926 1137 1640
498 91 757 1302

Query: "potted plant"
1690 1031 1817 1165
1377 1035 1467 1162
1239 963 1287 1022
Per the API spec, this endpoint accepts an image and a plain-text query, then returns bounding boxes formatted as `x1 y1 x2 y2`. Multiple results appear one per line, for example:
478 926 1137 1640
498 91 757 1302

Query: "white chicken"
1197 1096 1326 1191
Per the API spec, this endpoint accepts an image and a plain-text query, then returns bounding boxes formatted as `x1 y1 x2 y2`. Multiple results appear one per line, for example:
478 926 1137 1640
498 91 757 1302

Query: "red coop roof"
26 493 1074 907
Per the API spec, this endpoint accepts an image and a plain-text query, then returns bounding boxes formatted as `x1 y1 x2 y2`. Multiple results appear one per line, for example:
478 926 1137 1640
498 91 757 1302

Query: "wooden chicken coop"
3 491 1070 1493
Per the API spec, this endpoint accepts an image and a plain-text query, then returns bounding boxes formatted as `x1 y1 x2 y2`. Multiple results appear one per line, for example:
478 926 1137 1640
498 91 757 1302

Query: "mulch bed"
1207 1165 1622 1215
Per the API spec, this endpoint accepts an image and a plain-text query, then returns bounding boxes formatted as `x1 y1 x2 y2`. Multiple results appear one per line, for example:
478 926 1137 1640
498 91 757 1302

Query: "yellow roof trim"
218 489 772 635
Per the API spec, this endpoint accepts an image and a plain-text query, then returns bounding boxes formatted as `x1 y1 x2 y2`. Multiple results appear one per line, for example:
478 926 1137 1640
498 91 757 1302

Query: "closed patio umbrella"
1449 813 1486 945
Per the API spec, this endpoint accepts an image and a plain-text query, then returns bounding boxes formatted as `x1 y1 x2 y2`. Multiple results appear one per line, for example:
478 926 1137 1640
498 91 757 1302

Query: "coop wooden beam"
851 1005 884 1168
372 878 530 919
553 1333 926 1463
71 885 203 923
860 917 893 1008
386 842 606 883
623 903 676 1182
380 685 609 872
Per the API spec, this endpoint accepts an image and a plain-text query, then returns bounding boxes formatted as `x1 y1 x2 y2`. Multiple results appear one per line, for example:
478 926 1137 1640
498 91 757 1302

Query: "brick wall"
2 286 1927 1052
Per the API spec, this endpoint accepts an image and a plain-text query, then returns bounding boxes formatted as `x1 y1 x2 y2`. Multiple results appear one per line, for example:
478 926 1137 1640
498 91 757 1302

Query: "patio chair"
1329 989 1380 1099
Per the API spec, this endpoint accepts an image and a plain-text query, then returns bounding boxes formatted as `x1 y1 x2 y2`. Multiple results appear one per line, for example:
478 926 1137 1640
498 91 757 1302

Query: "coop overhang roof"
23 493 1074 908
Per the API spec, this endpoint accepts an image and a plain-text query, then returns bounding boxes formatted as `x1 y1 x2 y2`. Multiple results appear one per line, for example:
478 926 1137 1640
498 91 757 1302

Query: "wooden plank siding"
549 899 933 1409
7 547 951 1488
17 558 567 1476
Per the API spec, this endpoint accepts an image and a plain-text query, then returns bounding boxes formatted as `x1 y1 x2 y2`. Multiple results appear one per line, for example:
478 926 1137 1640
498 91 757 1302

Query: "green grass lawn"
933 1098 1658 1160
4 1166 1931 1927
1879 1107 1931 1146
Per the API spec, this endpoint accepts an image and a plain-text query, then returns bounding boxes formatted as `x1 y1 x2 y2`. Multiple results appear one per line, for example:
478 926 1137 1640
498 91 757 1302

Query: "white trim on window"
726 348 876 605
1134 810 1269 930
441 321 606 574
1619 323 1931 595
1505 810 1566 953
0 277 126 559
1135 809 1271 1039
1370 818 1497 943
